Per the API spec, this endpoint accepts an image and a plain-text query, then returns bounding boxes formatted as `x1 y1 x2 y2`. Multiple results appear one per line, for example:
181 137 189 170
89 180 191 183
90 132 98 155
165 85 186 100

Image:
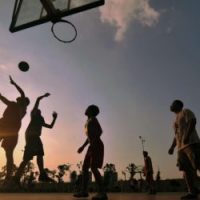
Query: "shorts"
23 136 44 161
146 172 154 183
177 143 200 171
83 139 104 169
0 118 21 137
0 136 18 151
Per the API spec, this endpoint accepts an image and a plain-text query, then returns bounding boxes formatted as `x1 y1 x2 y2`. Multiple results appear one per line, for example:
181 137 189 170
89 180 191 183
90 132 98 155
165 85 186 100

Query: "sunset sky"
0 0 200 180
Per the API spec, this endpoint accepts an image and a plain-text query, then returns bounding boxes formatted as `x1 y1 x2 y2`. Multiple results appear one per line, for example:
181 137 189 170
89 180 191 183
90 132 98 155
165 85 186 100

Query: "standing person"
14 93 58 184
0 75 30 182
168 100 200 200
74 105 108 200
143 151 156 194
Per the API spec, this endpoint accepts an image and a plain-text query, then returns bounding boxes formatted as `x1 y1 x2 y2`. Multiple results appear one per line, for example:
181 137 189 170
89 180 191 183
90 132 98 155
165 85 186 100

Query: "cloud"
99 0 160 42
0 64 6 70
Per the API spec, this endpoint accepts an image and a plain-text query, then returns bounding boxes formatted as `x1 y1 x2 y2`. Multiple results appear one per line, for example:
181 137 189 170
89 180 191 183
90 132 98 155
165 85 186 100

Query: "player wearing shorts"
143 151 156 194
14 93 57 183
169 100 200 200
0 76 29 182
74 105 107 200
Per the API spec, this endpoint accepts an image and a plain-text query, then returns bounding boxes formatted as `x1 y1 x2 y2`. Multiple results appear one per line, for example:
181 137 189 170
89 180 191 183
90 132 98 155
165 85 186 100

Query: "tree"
156 169 161 182
56 164 71 183
103 163 118 189
70 170 78 184
0 164 18 181
122 171 127 181
44 168 57 182
21 161 35 184
126 163 137 180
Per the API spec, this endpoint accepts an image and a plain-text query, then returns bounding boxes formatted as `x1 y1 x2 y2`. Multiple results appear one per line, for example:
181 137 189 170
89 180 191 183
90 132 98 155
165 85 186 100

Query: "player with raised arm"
0 75 30 183
14 93 57 184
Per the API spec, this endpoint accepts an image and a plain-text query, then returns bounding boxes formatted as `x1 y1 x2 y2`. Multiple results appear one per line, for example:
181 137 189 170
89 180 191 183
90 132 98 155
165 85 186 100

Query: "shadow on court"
0 193 191 200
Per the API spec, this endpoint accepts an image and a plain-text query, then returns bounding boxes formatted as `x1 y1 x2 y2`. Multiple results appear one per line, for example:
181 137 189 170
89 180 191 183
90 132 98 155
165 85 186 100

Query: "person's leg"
35 138 51 182
184 146 199 194
73 166 90 197
73 148 90 197
179 148 198 199
146 175 151 193
3 136 18 181
82 166 90 193
91 167 105 193
37 155 54 182
180 170 198 199
183 170 197 194
149 175 156 194
15 159 29 182
37 155 44 174
5 148 14 180
90 141 107 199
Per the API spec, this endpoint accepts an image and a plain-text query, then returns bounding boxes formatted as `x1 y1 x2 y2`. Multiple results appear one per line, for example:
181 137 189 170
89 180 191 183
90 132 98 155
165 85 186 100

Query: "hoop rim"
51 19 77 43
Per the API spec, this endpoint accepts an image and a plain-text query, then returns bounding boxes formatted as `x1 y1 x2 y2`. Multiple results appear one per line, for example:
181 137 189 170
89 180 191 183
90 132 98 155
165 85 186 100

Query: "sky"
0 0 200 180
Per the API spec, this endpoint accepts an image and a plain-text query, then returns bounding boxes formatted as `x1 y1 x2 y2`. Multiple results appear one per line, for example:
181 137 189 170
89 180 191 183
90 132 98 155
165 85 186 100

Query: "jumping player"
0 75 30 182
14 93 57 183
74 105 108 200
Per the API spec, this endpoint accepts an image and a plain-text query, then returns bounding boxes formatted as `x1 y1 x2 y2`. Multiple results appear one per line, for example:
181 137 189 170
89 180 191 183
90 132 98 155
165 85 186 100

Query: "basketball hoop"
40 0 77 43
51 19 77 43
9 0 105 43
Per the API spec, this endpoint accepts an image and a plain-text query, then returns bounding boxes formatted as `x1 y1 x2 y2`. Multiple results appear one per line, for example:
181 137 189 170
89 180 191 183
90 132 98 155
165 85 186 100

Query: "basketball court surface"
0 193 195 200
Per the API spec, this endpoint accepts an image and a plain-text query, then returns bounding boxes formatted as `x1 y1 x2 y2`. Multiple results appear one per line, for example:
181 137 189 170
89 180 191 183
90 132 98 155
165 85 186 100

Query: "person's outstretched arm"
0 93 11 105
33 93 50 111
9 75 25 98
43 112 58 128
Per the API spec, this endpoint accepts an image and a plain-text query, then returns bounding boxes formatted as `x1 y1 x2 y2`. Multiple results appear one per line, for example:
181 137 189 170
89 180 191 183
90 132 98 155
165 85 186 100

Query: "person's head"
16 97 30 106
170 100 183 113
143 151 148 157
85 105 100 117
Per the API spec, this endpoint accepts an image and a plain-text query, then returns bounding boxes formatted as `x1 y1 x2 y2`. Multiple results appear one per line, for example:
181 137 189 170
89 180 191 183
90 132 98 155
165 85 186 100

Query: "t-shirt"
0 101 27 135
174 108 200 151
84 117 102 143
25 109 45 140
144 156 153 175
2 102 20 122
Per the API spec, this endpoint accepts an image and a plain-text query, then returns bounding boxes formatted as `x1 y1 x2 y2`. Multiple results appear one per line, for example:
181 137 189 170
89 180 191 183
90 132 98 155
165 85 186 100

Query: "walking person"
74 105 108 200
143 151 156 194
168 100 200 199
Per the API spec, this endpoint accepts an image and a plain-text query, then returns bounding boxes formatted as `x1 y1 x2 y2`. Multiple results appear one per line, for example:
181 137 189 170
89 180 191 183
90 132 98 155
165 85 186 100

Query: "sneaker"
39 173 55 183
181 193 198 200
92 193 108 200
73 191 89 198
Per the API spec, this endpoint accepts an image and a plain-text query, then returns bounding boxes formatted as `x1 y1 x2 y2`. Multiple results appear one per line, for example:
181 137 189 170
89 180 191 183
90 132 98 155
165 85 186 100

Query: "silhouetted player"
14 93 57 183
143 151 156 194
74 105 107 200
169 100 200 200
0 76 30 182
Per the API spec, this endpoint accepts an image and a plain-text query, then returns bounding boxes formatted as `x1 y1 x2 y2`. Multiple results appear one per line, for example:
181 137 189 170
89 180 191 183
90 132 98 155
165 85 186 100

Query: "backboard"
10 0 105 32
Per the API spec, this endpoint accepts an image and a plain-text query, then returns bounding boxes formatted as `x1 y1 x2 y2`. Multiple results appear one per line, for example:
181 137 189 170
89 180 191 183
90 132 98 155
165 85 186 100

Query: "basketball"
18 61 29 72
